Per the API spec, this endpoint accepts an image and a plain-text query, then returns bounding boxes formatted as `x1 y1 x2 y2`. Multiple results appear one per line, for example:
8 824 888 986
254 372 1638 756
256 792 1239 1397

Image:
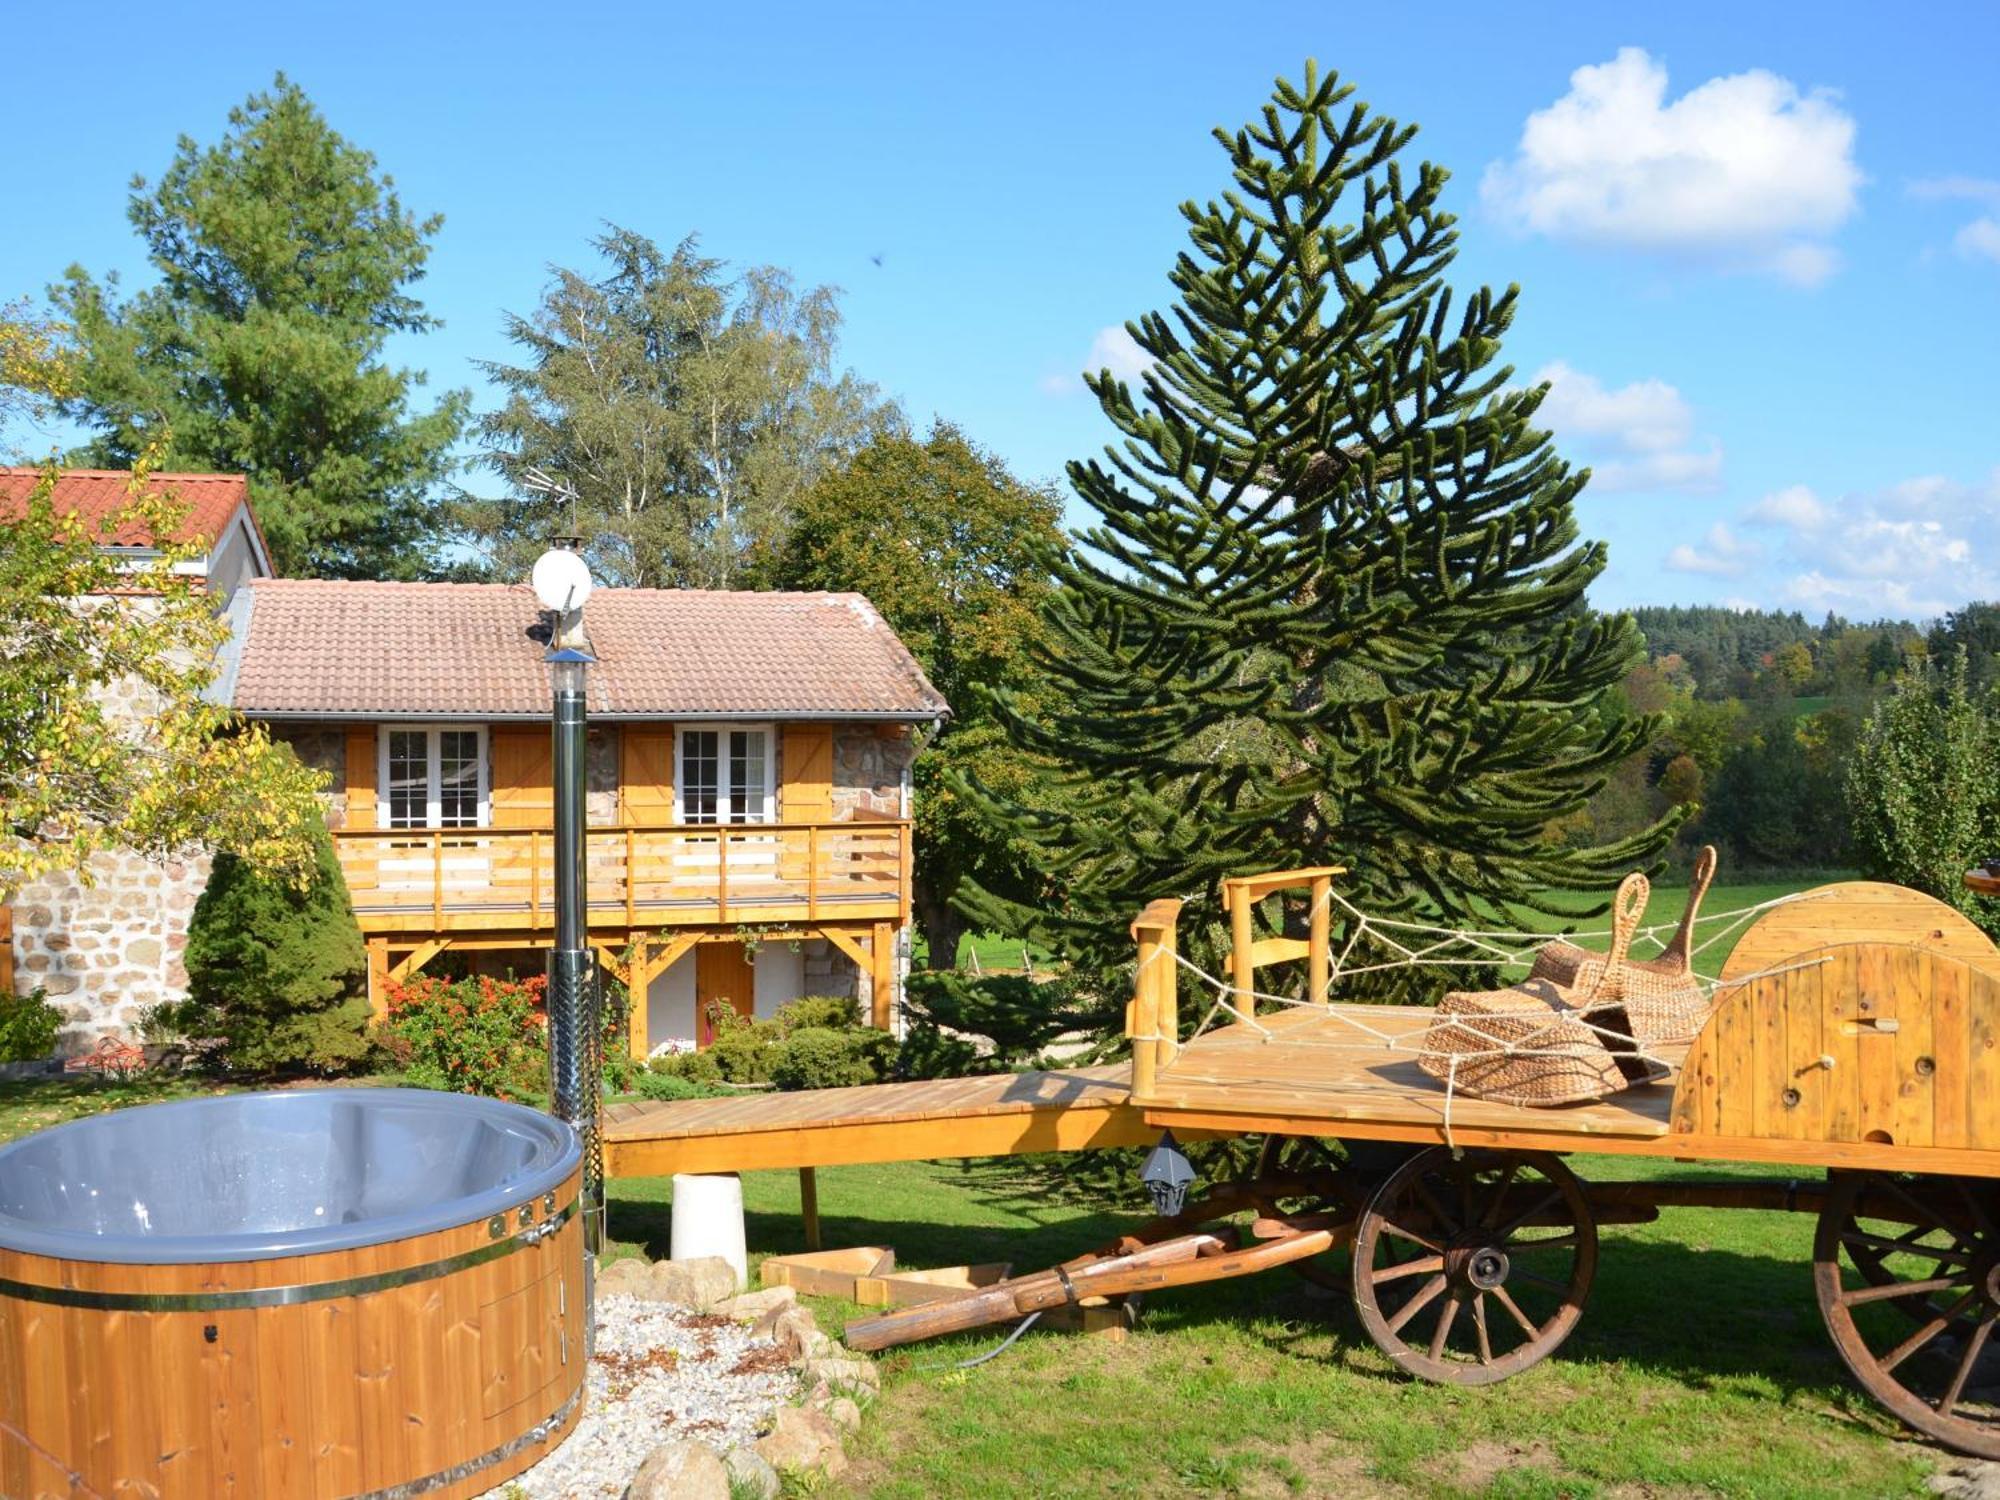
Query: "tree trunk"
914 882 969 971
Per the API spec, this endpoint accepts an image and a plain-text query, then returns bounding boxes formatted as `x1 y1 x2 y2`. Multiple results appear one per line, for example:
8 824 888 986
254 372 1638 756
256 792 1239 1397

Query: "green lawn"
605 1155 1940 1499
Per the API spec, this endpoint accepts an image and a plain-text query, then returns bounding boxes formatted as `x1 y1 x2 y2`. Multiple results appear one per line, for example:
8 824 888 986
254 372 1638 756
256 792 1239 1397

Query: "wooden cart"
848 874 2000 1459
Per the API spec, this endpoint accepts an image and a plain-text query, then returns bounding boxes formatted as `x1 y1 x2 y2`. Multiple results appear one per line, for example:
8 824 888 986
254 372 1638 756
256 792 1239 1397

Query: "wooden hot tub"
0 1087 586 1499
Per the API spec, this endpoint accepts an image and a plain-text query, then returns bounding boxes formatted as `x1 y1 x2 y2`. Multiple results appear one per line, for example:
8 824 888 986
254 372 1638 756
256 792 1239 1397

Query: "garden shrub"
890 1019 991 1080
774 995 862 1032
171 818 370 1074
902 970 1114 1067
768 1025 895 1091
633 1069 728 1102
0 989 62 1062
705 1010 782 1084
377 974 547 1101
648 1049 723 1085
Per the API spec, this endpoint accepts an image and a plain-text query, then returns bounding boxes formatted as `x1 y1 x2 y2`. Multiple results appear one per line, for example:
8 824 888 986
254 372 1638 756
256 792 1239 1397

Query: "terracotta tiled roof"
0 467 258 553
224 578 949 721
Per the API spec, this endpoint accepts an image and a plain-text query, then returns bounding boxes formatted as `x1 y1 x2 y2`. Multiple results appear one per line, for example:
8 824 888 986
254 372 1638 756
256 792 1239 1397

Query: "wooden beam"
819 925 873 972
870 920 895 1031
1229 884 1255 1020
387 940 446 983
1308 872 1331 1005
1221 865 1347 902
1246 936 1310 968
799 1167 821 1251
366 938 391 1020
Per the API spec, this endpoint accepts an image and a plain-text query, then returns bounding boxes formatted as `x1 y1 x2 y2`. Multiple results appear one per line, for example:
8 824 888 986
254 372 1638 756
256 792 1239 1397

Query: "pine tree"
47 76 466 579
959 63 1676 985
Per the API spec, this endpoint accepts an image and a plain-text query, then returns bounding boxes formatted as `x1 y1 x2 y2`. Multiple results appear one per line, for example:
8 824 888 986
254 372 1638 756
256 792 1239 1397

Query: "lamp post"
531 543 604 1267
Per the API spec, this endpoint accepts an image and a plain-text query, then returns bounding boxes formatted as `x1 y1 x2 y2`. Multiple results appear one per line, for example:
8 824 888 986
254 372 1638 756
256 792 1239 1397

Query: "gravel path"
481 1294 801 1499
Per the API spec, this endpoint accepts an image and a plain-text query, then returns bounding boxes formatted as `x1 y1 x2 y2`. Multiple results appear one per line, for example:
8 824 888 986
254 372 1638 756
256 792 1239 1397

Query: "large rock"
752 1303 821 1363
714 1285 796 1320
805 1355 880 1395
636 1255 739 1309
752 1406 847 1479
596 1257 651 1299
723 1445 781 1500
626 1438 730 1500
820 1395 862 1433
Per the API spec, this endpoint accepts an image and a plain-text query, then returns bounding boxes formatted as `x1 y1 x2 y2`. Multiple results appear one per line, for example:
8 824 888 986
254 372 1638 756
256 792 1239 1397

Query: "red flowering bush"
376 974 548 1101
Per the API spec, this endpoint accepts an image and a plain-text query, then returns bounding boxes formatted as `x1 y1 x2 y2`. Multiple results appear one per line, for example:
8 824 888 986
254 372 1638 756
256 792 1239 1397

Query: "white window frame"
673 722 776 826
376 725 490 830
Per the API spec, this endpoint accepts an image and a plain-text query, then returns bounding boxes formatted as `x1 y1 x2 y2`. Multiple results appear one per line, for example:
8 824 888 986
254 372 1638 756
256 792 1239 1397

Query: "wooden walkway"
603 1065 1157 1178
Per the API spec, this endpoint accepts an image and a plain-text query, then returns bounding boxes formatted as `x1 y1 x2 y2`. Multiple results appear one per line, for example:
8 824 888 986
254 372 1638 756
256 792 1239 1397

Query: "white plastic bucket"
669 1173 748 1290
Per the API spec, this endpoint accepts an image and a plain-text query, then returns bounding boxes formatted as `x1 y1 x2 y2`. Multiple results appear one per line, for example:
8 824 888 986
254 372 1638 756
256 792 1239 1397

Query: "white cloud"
1956 218 2000 264
1745 483 1829 531
1039 324 1152 395
1760 468 2000 618
1665 522 1759 577
1533 361 1722 493
1907 177 2000 266
1482 48 1861 284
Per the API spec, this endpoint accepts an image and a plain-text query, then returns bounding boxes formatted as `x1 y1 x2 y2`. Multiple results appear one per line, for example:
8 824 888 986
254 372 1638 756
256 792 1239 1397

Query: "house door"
695 942 755 1046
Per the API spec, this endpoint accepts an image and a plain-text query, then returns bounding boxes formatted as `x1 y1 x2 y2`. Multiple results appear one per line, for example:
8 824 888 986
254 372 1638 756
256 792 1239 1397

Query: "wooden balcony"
331 819 910 938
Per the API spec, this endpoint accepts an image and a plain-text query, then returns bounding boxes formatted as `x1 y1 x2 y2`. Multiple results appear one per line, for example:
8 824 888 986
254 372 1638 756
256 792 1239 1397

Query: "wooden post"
799 1167 821 1251
1228 882 1255 1019
0 905 12 997
366 938 391 1020
1127 897 1184 1101
1309 872 1332 1005
898 822 912 927
870 921 895 1030
530 829 542 930
624 828 636 927
717 830 730 923
628 940 653 1062
430 829 444 929
807 825 819 921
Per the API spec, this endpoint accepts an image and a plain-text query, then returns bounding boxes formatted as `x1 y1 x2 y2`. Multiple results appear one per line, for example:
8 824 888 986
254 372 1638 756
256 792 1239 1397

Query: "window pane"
438 730 481 828
387 731 427 829
728 730 767 824
681 731 718 824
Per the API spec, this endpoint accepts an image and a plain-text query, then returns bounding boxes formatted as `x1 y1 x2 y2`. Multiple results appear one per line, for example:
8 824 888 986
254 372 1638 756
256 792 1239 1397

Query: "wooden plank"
1970 965 2000 1152
1783 961 1828 1142
779 725 833 823
491 728 553 829
1892 946 1936 1149
871 920 895 1031
1247 937 1311 967
1932 951 1971 1149
1720 882 1999 983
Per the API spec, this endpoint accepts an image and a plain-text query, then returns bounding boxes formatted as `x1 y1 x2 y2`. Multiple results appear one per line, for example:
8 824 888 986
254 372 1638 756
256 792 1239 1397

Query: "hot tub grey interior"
0 1086 580 1263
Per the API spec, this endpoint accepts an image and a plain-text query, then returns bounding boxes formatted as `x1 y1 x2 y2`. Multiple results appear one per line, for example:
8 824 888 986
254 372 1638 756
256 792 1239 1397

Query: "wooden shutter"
780 724 833 824
621 728 675 825
491 727 554 828
342 728 377 890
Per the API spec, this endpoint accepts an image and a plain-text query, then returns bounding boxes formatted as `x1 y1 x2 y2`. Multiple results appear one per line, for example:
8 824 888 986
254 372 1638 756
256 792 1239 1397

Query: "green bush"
169 818 370 1074
375 973 547 1100
773 995 862 1032
902 971 1113 1066
648 1049 723 1085
633 1069 728 1102
891 1019 992 1081
768 1025 893 1091
706 1011 783 1084
0 989 62 1062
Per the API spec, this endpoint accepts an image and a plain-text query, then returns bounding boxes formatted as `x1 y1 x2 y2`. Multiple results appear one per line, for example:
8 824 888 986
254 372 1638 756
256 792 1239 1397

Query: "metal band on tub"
0 1197 576 1313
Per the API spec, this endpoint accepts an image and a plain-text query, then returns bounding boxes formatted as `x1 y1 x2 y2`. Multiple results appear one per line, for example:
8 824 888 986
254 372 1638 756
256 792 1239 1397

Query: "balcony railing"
330 819 910 935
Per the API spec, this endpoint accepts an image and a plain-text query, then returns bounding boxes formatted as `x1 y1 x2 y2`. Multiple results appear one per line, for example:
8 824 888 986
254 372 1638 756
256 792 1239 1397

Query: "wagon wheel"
1352 1147 1597 1387
1251 1135 1355 1292
1815 1171 2000 1457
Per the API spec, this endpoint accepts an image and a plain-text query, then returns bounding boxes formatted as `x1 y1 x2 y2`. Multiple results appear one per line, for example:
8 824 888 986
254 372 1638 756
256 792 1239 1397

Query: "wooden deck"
603 1064 1162 1177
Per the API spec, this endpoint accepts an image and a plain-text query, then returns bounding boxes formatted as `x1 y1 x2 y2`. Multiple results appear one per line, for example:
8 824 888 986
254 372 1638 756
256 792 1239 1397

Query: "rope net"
1134 886 1826 1148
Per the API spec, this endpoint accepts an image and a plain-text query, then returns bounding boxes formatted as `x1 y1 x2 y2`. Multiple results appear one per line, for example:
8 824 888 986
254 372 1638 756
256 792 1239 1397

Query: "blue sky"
4 1 1996 619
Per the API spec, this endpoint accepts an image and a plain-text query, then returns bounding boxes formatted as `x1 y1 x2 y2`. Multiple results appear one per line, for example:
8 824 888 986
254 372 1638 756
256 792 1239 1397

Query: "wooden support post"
1127 897 1184 1101
1229 882 1255 1019
430 829 443 928
388 939 446 984
366 938 391 1021
1309 872 1332 1006
870 921 895 1030
799 1167 821 1251
628 940 653 1062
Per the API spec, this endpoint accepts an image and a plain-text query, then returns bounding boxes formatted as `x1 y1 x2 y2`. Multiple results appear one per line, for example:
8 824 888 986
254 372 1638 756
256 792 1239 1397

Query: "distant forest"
1560 603 2000 872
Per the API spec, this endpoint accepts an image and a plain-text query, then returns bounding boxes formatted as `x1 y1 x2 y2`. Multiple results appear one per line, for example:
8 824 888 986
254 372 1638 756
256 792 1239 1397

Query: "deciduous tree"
463 228 894 588
0 462 325 896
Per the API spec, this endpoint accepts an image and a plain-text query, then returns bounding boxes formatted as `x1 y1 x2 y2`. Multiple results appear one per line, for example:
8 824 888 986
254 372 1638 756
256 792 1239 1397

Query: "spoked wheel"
1251 1135 1359 1292
1352 1147 1597 1386
1815 1171 2000 1457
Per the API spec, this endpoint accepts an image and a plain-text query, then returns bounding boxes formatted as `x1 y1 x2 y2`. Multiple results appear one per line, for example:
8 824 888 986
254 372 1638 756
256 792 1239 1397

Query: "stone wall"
833 725 912 820
273 725 347 824
8 848 210 1054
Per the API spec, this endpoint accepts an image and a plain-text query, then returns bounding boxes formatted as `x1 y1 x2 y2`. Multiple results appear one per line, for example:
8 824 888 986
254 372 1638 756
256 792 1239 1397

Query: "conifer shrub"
172 819 370 1073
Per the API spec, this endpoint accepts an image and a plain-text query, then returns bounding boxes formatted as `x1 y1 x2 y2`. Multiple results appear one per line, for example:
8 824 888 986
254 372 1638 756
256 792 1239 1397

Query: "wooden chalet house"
212 578 948 1057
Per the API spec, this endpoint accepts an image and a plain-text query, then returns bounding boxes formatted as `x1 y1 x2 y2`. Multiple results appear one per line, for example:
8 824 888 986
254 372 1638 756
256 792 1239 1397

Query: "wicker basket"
1417 874 1669 1108
1528 846 1716 1047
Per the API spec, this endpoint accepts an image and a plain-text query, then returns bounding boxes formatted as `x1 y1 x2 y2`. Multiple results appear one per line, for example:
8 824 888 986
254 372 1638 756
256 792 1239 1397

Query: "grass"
605 1155 1942 1499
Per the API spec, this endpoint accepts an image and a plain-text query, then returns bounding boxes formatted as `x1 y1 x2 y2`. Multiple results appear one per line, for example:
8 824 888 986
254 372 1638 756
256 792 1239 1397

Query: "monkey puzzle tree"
959 63 1675 984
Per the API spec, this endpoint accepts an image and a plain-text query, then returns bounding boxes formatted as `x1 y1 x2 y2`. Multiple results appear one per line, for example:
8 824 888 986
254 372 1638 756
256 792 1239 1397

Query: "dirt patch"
1426 1437 1556 1490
